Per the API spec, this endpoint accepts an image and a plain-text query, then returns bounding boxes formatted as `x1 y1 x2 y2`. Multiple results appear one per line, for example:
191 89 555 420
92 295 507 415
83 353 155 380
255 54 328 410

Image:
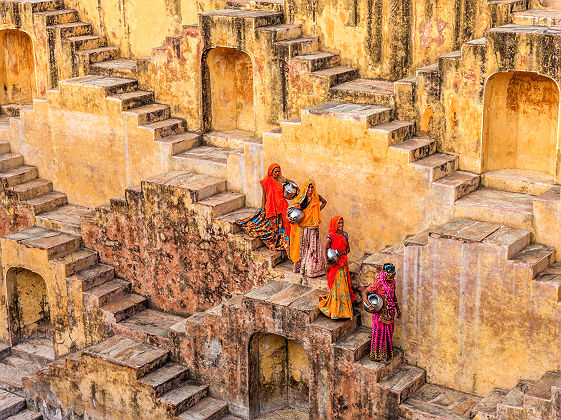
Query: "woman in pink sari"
362 263 401 364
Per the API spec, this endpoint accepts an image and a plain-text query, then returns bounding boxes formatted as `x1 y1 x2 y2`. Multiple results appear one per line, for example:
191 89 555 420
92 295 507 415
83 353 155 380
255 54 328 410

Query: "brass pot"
283 181 299 200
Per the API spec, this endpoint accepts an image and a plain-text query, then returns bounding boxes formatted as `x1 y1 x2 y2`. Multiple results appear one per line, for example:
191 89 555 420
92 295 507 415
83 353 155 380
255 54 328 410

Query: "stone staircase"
0 388 41 419
48 334 240 419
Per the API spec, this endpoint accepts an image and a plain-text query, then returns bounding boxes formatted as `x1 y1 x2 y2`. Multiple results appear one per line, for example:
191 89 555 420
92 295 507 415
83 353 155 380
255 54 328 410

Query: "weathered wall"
0 29 36 105
482 71 559 176
531 0 561 8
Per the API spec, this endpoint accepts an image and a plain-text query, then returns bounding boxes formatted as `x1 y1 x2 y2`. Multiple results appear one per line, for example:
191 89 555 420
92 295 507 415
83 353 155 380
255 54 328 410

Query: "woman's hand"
366 305 377 314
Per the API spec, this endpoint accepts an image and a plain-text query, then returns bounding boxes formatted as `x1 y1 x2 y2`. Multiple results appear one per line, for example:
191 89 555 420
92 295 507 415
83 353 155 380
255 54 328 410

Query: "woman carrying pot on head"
362 263 401 365
317 216 355 319
288 179 327 278
236 163 293 253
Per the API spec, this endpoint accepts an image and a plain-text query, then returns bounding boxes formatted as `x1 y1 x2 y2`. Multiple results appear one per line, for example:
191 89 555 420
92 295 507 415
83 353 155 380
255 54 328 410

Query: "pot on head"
287 207 304 224
363 293 383 312
283 181 299 200
326 248 340 265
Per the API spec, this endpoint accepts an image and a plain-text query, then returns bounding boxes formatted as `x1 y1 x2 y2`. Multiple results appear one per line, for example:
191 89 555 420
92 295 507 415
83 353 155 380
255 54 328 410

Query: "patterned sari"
236 163 290 252
367 270 398 361
317 216 355 319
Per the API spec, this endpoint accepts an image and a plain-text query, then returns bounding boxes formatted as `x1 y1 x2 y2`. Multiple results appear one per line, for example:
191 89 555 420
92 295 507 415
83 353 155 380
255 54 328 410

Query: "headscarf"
260 163 290 234
326 216 355 301
289 179 322 263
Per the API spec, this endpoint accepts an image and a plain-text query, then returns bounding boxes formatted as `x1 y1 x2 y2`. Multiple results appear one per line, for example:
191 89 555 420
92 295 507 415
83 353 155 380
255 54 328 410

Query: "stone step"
24 191 67 214
172 146 235 179
356 348 404 383
511 243 556 278
256 23 302 41
51 247 97 277
84 335 169 378
107 90 155 110
6 178 52 201
388 137 436 162
432 171 480 202
400 383 481 420
64 34 106 50
204 130 262 150
369 121 416 148
411 153 458 183
227 0 284 12
214 207 260 234
470 388 507 420
75 46 119 64
34 8 78 25
330 78 395 106
84 278 131 307
177 397 229 420
50 21 92 38
533 263 561 302
11 338 55 365
496 380 535 419
311 65 358 88
0 166 38 188
115 308 185 343
91 58 138 78
0 356 42 395
376 365 426 416
139 363 190 398
158 132 201 156
60 75 137 95
35 204 94 235
5 409 42 420
101 293 147 322
454 188 534 231
292 51 340 72
0 154 24 172
0 104 32 118
512 8 561 27
309 313 360 343
144 171 227 204
0 345 9 361
200 9 283 28
67 263 115 290
275 37 318 57
302 102 393 127
6 409 42 420
159 381 209 415
125 103 171 125
251 246 286 268
231 233 264 251
197 191 246 219
27 0 64 12
0 142 10 155
140 118 187 140
523 371 561 418
333 326 372 363
5 227 80 259
481 169 555 196
479 225 531 260
0 390 25 420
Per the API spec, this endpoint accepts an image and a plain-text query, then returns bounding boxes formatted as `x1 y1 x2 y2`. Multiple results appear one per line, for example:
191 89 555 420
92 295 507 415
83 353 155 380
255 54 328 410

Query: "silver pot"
363 293 383 312
283 181 299 200
326 248 340 265
287 207 304 224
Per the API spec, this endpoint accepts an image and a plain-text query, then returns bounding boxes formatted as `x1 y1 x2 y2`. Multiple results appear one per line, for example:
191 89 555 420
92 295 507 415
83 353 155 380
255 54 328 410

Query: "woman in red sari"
236 163 291 252
362 263 401 364
317 216 355 319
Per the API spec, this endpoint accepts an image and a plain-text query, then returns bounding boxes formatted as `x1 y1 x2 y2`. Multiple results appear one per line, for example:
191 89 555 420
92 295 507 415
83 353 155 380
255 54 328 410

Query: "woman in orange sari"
289 179 327 277
236 163 291 252
317 216 355 319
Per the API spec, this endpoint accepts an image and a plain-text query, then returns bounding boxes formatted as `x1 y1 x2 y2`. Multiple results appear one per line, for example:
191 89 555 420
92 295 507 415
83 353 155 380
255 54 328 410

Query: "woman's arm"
324 237 331 267
319 194 327 210
341 233 350 255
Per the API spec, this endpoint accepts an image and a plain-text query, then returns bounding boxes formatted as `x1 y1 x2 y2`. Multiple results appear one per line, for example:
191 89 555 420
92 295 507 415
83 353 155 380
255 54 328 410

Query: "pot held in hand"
287 207 304 224
363 293 383 312
283 181 299 200
326 248 340 265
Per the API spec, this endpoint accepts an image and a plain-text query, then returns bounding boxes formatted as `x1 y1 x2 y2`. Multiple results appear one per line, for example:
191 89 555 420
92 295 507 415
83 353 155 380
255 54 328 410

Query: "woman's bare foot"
380 358 391 365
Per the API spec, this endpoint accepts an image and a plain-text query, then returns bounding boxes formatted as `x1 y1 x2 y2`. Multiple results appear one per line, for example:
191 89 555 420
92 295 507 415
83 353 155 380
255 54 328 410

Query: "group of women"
236 163 400 364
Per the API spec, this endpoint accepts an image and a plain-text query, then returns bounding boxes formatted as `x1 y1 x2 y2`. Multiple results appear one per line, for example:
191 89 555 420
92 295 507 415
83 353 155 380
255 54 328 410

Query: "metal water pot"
283 181 299 200
326 248 340 265
287 207 304 224
363 293 383 312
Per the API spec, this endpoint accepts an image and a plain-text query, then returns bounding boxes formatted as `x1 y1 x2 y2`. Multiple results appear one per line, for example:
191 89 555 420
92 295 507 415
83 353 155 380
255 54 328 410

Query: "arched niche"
0 29 36 106
249 332 309 418
482 71 560 177
203 47 255 133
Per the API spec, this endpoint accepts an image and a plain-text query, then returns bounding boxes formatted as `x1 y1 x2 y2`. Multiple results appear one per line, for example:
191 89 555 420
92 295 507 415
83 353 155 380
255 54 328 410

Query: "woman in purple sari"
362 263 401 364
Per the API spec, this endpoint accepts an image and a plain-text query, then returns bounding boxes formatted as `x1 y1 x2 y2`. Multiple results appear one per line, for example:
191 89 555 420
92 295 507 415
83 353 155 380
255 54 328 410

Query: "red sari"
236 163 290 251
